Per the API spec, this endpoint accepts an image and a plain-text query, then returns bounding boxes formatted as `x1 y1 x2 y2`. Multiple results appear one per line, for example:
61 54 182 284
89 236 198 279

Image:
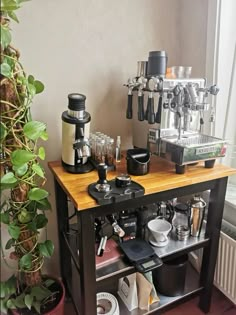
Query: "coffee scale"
119 238 163 273
125 51 227 173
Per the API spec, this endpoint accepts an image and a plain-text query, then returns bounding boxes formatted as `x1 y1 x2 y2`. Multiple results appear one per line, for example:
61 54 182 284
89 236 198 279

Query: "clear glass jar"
172 203 190 229
89 134 95 160
115 136 121 162
106 138 114 166
95 138 105 163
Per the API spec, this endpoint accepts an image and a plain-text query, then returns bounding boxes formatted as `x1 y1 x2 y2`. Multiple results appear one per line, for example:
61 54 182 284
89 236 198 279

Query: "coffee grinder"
61 93 94 173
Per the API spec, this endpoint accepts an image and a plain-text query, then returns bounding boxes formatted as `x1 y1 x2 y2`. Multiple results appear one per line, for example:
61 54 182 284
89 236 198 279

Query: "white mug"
147 219 172 245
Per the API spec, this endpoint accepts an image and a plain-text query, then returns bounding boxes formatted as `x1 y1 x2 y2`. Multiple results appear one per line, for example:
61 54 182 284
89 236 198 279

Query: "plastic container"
126 148 150 175
152 254 188 296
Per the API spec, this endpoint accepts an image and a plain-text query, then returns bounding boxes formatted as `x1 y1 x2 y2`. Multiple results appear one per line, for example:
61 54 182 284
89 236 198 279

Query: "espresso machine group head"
61 93 94 174
125 51 227 173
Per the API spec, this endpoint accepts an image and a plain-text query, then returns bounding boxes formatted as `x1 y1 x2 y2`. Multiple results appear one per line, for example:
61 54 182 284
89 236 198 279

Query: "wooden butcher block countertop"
48 155 236 211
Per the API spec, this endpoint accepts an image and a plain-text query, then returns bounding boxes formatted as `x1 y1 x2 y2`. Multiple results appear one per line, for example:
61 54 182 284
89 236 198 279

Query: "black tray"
88 179 144 205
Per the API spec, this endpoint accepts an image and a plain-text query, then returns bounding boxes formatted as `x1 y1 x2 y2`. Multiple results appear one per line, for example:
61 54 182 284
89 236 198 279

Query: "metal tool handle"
126 94 133 119
147 96 155 124
138 94 145 121
155 95 162 123
145 98 149 120
97 163 108 184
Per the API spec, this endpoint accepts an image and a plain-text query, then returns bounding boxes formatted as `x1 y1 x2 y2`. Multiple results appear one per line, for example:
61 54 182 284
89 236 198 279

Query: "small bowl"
126 148 150 176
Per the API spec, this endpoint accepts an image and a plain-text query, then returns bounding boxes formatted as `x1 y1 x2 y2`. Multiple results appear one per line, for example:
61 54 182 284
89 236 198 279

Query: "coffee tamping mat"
88 163 144 205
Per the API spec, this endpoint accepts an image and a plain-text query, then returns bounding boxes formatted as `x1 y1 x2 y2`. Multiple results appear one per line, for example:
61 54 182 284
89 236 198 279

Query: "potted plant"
0 0 65 314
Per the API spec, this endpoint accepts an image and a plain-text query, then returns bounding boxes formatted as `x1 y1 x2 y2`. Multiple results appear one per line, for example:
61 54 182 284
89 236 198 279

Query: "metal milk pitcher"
189 195 206 237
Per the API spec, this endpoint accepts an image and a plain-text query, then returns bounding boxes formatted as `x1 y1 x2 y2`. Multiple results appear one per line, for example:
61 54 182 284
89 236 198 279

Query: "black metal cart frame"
53 176 228 315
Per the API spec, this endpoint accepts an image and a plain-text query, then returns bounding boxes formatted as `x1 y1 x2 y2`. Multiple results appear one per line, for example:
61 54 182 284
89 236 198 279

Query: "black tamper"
95 163 111 192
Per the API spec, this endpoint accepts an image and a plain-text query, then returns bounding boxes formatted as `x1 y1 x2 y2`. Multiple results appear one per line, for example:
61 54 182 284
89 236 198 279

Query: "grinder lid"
68 93 86 111
148 50 168 58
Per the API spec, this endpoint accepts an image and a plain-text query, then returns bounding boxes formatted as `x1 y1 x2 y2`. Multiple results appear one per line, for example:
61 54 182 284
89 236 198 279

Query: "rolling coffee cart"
48 155 236 315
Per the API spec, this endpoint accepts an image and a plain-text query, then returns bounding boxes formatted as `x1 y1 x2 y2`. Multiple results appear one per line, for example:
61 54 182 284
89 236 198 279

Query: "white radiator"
214 220 236 305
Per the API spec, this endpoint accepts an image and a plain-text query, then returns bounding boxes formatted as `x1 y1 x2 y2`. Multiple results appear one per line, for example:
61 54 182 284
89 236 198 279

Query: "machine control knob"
208 84 219 95
163 101 169 109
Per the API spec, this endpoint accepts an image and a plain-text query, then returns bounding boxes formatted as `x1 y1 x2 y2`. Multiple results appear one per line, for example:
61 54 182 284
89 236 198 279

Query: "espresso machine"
125 51 227 173
61 93 94 173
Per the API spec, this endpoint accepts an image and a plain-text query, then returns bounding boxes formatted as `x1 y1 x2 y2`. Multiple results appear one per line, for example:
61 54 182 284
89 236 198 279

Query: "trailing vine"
0 1 55 313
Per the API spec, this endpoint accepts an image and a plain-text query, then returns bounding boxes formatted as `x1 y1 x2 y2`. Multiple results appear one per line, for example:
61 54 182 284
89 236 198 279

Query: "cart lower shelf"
70 257 202 315
113 263 202 315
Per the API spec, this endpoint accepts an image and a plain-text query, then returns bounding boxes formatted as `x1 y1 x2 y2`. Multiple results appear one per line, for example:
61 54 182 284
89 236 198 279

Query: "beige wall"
179 0 208 77
1 0 208 277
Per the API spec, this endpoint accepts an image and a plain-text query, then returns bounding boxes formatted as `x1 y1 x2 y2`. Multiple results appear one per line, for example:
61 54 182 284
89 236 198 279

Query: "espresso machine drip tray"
160 134 227 166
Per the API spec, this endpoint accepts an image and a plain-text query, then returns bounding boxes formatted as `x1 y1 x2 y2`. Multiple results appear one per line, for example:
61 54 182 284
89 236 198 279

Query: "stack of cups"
171 66 192 79
175 225 190 241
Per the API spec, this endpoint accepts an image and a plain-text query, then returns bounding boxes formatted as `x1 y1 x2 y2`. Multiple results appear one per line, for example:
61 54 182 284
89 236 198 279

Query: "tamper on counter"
95 163 111 193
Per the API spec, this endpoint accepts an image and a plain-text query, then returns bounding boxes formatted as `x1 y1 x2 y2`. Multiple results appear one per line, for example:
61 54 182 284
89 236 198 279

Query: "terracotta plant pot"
11 277 65 315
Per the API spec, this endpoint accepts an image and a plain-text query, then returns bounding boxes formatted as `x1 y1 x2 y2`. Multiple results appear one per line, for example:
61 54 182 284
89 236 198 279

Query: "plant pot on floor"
10 277 65 315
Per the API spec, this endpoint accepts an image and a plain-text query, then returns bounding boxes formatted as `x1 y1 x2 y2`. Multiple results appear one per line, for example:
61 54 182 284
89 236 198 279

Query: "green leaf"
25 294 33 310
39 240 54 257
5 238 15 250
40 131 48 141
7 10 19 22
23 121 46 141
13 163 28 176
0 182 18 190
31 286 52 301
3 55 15 68
32 301 41 314
0 25 11 49
38 147 45 160
28 188 48 201
28 83 36 96
36 198 51 211
27 200 37 212
1 172 17 184
0 122 7 140
32 163 44 178
0 283 6 299
0 299 8 314
19 253 32 270
44 279 55 288
28 75 35 84
0 172 18 190
14 294 26 308
6 299 15 309
27 221 37 232
11 149 35 166
0 62 12 78
0 212 10 224
34 80 44 94
18 209 32 224
18 0 31 4
17 75 27 86
1 0 20 12
35 213 48 229
8 224 20 239
0 275 16 298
